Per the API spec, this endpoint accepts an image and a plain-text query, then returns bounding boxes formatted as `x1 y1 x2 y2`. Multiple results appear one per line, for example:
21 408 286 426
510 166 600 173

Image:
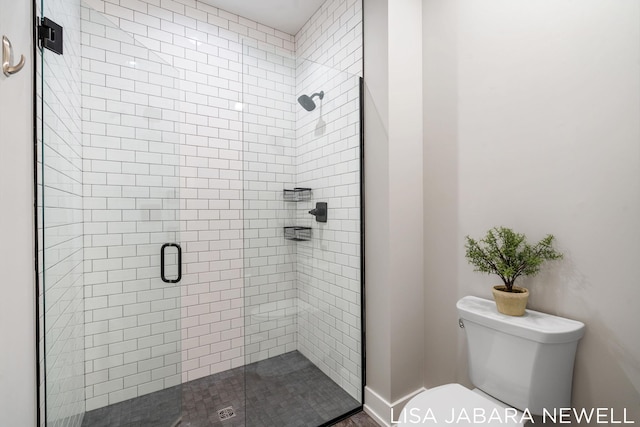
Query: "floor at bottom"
82 350 360 427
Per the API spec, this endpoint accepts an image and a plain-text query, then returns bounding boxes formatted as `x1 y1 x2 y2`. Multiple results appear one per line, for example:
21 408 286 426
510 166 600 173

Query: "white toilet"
398 296 585 426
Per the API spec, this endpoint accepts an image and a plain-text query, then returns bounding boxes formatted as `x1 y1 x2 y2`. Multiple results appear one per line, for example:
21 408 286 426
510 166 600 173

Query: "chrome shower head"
297 91 324 111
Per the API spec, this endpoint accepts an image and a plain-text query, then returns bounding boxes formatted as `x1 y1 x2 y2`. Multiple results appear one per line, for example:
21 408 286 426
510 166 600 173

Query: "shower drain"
218 406 236 421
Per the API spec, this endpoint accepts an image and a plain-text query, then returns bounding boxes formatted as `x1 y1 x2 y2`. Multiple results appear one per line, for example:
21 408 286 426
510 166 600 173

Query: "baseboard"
364 386 427 427
363 403 391 427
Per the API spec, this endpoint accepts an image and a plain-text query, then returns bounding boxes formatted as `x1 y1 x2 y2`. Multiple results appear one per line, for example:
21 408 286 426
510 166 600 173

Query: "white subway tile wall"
294 0 363 401
77 0 362 412
40 0 86 424
81 0 299 409
81 5 184 411
241 38 298 364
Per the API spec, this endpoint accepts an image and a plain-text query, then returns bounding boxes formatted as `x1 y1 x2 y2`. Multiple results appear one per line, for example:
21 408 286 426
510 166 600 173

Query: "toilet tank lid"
457 296 585 344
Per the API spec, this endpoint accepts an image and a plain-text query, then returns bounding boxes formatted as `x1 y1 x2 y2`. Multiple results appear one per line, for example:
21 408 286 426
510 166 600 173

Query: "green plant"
464 226 563 292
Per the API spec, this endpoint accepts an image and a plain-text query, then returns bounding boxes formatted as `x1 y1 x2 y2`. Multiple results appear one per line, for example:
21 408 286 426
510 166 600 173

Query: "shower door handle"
161 243 182 283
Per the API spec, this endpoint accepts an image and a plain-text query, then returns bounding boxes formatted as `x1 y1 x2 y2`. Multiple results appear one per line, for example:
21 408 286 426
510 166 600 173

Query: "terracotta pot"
492 285 529 316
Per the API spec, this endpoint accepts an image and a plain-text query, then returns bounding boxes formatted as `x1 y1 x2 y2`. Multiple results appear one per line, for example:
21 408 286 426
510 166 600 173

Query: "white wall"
241 38 298 365
423 0 640 424
362 0 391 420
363 0 425 424
387 0 424 403
422 0 460 390
0 0 37 424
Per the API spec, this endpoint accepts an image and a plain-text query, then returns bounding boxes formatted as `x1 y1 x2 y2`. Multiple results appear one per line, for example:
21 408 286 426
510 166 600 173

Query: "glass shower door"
39 2 184 425
241 37 364 425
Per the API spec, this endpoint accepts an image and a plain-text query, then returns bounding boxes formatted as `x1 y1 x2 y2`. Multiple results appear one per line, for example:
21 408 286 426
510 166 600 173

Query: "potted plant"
464 226 563 316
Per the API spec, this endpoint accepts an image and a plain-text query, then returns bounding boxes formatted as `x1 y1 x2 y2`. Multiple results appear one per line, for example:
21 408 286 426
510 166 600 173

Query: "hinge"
38 17 63 55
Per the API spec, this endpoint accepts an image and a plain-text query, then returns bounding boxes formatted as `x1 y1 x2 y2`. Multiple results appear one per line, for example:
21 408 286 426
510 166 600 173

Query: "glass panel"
40 1 184 425
39 0 85 424
293 58 363 406
242 37 363 425
39 0 363 425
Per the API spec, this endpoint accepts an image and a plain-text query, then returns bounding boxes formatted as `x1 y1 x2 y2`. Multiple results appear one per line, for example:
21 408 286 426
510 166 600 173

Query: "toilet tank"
457 296 585 415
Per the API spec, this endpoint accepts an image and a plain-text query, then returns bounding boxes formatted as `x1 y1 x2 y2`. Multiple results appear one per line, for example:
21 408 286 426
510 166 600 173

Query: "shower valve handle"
308 202 327 223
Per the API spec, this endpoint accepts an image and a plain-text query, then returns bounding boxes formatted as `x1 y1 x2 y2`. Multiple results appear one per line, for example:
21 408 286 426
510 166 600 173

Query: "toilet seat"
396 384 525 426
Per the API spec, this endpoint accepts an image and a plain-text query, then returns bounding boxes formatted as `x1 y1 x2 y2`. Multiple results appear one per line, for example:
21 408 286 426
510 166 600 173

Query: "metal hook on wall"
2 35 26 77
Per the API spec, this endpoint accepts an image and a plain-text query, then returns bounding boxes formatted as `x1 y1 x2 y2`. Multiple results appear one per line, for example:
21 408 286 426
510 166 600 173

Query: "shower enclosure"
37 0 363 425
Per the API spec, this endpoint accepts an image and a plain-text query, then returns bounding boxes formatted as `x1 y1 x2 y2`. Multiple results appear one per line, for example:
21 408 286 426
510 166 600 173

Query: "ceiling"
201 0 326 35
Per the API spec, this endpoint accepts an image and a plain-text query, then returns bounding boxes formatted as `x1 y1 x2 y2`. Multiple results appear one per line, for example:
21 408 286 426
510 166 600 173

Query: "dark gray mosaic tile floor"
82 351 360 427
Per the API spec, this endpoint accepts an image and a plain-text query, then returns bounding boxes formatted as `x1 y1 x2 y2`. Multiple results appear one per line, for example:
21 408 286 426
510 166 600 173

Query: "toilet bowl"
398 296 585 426
398 384 525 426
